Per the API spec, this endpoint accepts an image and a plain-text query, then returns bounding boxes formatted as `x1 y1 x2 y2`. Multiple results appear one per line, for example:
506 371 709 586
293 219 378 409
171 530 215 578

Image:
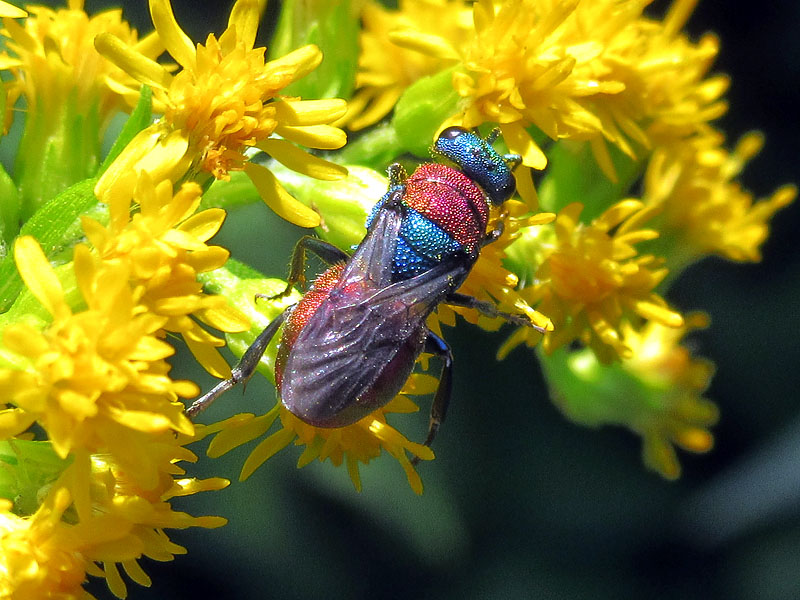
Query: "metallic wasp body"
188 127 543 455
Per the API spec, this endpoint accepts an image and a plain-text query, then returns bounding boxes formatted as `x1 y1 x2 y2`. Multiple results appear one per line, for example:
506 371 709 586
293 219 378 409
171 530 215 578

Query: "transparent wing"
281 199 468 424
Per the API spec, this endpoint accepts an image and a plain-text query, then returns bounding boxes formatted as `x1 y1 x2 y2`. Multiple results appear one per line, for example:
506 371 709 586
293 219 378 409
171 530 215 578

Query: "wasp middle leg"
264 236 350 301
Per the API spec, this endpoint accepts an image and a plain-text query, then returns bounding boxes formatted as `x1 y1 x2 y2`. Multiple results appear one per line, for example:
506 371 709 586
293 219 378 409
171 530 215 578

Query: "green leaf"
98 85 153 174
0 178 102 312
0 161 20 252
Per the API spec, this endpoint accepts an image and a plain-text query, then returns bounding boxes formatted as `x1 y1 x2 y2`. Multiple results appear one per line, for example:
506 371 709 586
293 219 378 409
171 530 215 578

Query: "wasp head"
434 126 520 205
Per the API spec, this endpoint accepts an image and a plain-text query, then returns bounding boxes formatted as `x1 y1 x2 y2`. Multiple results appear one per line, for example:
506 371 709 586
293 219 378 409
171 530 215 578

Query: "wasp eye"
438 126 469 141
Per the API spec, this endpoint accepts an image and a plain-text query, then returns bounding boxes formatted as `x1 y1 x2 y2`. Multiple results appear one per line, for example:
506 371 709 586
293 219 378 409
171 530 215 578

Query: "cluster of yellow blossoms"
0 0 354 596
0 0 793 597
346 0 792 479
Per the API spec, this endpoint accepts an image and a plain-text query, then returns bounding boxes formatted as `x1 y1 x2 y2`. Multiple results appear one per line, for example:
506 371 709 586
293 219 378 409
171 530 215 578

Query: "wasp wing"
335 190 403 291
281 200 468 427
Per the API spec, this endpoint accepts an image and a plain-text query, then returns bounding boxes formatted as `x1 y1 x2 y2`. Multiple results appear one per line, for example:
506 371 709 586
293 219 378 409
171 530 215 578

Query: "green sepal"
98 85 153 174
538 345 650 429
0 161 21 254
502 221 556 289
337 66 459 169
336 122 404 170
15 92 102 221
0 178 102 312
268 161 387 251
537 141 643 221
269 0 359 100
199 261 298 386
0 440 72 517
392 67 459 157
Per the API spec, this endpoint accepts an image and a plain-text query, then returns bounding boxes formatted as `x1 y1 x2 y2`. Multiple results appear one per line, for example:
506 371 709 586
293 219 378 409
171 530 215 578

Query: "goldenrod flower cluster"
343 0 792 479
0 0 793 597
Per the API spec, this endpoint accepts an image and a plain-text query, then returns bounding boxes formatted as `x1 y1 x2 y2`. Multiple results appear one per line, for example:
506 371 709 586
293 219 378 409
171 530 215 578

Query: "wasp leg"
411 331 454 466
482 223 504 246
186 306 292 419
262 236 350 301
387 162 407 186
445 291 547 332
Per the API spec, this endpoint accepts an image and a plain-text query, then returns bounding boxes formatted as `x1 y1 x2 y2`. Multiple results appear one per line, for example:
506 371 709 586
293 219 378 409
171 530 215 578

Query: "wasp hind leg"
411 331 454 466
186 306 292 418
261 236 350 301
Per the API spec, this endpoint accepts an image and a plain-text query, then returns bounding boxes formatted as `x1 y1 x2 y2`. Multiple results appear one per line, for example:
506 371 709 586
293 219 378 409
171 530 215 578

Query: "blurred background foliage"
42 0 800 598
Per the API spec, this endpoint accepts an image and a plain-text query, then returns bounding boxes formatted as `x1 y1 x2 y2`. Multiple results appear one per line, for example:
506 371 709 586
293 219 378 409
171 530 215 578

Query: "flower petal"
14 236 70 320
149 0 196 70
274 124 347 150
244 163 321 228
95 32 173 91
227 0 261 50
258 139 348 181
0 2 26 18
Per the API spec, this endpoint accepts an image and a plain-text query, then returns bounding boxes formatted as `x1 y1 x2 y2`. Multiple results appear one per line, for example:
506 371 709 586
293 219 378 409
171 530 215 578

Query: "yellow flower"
202 373 439 495
0 492 89 599
95 0 348 228
642 131 796 263
388 0 726 181
0 439 227 599
87 173 249 377
0 237 196 488
500 201 683 363
343 0 471 130
0 0 164 216
0 0 159 133
68 442 227 598
620 313 719 479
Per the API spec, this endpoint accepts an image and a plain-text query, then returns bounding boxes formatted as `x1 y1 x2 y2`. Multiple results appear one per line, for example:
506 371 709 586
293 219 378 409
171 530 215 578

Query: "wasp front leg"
483 222 503 246
411 331 454 465
260 236 350 301
186 306 292 418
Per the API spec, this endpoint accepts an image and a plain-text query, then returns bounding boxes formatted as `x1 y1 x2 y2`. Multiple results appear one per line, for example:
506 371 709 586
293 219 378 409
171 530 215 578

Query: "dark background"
70 1 800 598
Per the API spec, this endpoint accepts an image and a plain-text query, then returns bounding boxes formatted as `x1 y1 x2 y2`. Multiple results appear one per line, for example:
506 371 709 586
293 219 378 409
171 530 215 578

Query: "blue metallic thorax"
367 127 519 283
367 181 472 281
393 205 463 279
